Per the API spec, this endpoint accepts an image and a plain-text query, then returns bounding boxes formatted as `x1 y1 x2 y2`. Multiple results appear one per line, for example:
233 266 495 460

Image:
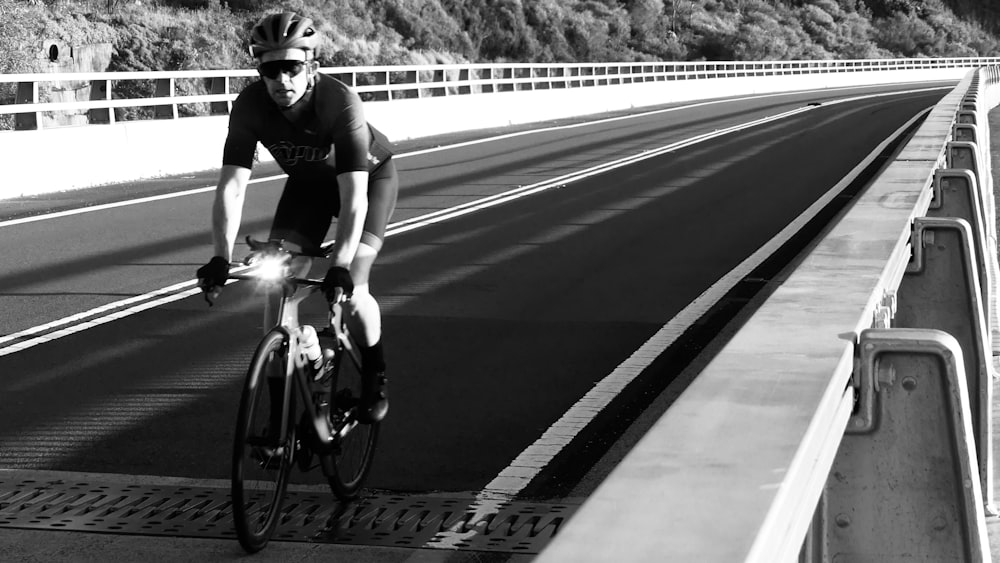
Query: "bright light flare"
250 254 289 283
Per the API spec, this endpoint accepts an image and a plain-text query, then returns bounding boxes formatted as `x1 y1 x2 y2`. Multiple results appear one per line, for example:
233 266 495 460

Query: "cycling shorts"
269 159 398 255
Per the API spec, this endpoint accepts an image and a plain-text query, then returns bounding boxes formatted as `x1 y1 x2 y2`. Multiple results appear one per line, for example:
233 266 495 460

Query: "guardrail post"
955 123 980 144
947 140 1000 357
87 79 112 124
825 328 989 561
930 170 992 319
950 141 983 179
959 110 978 125
895 217 995 513
14 82 38 130
154 78 177 120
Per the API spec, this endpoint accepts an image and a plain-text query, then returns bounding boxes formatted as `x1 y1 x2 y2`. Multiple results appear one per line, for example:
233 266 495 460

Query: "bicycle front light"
252 255 289 283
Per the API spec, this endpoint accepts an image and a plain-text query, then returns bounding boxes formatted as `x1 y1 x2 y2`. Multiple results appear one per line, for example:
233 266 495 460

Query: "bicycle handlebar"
201 236 334 306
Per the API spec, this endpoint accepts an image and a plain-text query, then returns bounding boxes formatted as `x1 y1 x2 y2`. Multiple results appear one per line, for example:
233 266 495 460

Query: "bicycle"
222 237 379 553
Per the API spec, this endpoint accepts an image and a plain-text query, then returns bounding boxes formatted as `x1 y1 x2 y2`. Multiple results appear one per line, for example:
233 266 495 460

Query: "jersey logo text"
267 141 329 166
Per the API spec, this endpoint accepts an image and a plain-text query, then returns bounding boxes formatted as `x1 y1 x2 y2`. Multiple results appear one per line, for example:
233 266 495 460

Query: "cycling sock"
360 340 386 374
359 341 388 424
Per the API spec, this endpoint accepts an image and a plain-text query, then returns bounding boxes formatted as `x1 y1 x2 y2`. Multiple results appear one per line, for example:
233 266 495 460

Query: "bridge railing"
537 66 1000 562
2 57 1000 130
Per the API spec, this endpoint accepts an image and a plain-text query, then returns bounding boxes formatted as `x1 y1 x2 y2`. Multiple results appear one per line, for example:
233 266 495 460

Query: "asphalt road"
0 82 954 558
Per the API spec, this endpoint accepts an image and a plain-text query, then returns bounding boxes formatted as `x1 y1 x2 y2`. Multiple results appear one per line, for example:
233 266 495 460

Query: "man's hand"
196 256 230 303
322 266 354 304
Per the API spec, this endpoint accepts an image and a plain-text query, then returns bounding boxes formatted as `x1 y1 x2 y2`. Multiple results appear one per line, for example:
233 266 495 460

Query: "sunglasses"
258 60 308 80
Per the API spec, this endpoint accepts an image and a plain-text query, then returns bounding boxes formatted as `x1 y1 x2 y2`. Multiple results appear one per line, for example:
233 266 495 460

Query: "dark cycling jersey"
222 72 398 254
222 73 393 178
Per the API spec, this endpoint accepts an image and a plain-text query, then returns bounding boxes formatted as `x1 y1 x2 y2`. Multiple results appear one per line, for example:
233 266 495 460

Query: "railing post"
894 216 995 514
826 329 989 560
15 82 39 130
930 170 993 328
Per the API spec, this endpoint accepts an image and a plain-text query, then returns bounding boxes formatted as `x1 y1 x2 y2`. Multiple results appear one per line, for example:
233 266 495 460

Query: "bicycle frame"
233 252 363 451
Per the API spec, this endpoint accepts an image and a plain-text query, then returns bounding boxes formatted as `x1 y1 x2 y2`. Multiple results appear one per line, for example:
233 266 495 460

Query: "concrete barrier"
536 67 1000 563
0 67 969 197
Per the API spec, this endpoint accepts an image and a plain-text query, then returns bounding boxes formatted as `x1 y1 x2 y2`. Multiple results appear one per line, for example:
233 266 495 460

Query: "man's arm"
212 165 253 260
330 170 369 269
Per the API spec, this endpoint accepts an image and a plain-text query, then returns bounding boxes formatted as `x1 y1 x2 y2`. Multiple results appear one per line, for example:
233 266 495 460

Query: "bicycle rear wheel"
231 329 295 553
321 342 379 500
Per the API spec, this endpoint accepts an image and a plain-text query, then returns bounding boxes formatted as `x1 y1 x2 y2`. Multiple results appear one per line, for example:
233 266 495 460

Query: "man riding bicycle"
197 11 397 424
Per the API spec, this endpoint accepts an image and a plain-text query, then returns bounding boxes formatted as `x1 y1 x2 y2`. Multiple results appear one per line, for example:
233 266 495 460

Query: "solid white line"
0 176 279 229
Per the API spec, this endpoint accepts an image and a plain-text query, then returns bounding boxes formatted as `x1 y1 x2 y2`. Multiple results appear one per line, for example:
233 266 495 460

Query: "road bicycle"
224 237 379 553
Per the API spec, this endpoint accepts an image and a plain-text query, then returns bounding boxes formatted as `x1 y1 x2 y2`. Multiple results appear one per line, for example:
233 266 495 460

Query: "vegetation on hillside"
3 0 1000 77
2 0 1000 126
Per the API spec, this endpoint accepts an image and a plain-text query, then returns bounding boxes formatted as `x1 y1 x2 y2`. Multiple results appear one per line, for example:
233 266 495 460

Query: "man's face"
258 56 314 107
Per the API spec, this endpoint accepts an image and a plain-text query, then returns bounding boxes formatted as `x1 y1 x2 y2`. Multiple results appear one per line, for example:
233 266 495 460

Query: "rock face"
16 40 113 129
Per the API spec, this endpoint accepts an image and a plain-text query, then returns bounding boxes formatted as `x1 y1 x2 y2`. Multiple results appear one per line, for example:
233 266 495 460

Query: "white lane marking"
0 104 816 357
0 83 950 230
0 176 276 229
422 108 929 550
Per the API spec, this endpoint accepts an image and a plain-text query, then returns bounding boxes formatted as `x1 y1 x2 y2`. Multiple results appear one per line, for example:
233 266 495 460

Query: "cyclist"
196 11 396 424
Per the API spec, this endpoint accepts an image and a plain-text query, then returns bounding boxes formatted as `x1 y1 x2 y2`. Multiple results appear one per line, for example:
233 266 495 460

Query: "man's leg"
344 242 381 346
344 241 388 423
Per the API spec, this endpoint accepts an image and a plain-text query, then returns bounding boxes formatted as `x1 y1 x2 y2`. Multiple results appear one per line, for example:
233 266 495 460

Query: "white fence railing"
3 57 1000 130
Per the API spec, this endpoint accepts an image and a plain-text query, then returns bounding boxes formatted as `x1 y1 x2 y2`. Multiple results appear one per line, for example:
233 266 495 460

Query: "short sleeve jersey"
222 73 393 182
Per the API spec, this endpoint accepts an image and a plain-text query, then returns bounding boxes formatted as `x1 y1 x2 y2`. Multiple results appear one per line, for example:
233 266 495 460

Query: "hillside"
3 0 1000 78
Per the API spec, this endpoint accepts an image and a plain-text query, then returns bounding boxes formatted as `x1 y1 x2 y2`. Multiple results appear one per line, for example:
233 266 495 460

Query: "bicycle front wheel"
231 329 295 553
322 343 379 500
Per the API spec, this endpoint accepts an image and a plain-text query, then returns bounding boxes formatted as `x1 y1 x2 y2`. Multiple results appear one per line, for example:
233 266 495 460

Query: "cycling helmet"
249 12 319 60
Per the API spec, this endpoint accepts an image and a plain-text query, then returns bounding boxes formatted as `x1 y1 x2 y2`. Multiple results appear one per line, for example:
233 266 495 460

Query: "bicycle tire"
320 338 379 500
231 328 295 553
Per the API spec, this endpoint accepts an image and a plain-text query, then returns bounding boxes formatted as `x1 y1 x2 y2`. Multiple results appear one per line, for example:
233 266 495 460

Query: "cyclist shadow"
311 499 367 542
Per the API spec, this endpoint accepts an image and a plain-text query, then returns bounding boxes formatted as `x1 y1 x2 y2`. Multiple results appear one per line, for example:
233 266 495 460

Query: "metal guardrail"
537 66 1000 561
3 57 1000 130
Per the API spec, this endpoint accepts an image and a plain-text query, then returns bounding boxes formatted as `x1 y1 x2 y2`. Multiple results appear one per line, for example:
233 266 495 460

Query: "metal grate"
0 477 577 553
